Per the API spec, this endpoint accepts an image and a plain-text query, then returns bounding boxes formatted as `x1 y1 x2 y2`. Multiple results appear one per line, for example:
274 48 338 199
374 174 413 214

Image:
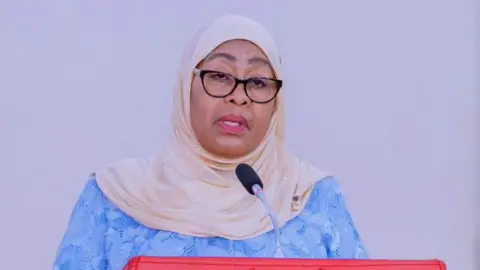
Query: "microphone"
235 163 284 258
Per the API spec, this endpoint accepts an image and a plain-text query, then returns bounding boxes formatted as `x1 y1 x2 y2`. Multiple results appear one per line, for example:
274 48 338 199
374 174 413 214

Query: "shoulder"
313 176 341 192
302 177 369 258
79 176 126 210
80 176 144 227
74 177 106 208
303 176 348 214
65 177 110 227
82 176 103 195
311 176 343 201
73 176 120 215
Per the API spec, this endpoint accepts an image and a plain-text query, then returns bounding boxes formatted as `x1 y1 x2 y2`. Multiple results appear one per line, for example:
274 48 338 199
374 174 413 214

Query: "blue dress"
54 176 368 269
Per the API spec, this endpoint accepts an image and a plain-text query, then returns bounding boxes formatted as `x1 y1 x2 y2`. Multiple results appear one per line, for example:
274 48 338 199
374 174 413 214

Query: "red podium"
124 256 446 270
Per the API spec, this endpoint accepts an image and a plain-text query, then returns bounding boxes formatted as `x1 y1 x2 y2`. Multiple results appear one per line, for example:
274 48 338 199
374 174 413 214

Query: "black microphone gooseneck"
235 163 284 258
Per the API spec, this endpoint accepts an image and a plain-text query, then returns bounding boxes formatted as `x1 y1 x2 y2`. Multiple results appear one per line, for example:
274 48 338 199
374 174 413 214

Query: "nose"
225 83 251 106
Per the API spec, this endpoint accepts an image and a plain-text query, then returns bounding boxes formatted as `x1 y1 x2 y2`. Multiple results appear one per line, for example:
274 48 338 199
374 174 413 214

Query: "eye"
209 72 230 81
249 78 268 88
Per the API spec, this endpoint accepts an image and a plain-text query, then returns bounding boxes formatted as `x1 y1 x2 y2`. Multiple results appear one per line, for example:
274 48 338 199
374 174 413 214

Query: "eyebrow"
205 52 271 66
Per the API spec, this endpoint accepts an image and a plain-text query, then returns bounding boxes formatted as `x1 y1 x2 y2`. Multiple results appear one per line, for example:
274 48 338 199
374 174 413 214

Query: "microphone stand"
252 184 284 258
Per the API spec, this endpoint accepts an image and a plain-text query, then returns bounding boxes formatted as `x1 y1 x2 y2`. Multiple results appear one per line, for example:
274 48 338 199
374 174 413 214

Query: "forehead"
213 39 264 54
205 39 270 66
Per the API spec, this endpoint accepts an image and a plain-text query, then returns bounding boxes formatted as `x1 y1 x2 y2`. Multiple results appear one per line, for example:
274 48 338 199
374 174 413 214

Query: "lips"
216 114 249 135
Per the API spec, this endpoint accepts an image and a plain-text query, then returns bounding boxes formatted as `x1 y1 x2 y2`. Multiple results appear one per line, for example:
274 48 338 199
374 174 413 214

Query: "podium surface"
124 256 446 270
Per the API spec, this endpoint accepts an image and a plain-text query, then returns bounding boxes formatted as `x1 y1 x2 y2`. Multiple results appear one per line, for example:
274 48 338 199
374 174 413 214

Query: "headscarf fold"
95 15 329 240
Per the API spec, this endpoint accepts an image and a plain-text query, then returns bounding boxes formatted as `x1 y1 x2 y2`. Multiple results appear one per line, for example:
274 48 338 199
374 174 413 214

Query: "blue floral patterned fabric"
54 176 368 269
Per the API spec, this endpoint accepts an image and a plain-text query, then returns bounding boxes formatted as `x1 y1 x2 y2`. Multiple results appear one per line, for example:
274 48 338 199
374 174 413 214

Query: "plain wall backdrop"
0 1 478 269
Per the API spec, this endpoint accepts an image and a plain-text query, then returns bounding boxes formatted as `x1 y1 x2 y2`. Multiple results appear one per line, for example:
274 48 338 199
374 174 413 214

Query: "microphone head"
235 163 264 195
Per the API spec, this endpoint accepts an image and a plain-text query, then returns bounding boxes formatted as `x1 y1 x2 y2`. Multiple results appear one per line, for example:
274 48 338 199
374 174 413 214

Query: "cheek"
190 81 217 126
253 103 275 133
191 85 206 119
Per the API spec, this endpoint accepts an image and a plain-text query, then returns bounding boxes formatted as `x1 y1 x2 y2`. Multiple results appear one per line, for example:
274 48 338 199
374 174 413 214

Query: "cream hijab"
95 15 329 240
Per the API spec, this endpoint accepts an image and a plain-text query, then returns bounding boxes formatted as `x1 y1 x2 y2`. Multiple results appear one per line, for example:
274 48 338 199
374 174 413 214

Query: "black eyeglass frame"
193 68 282 104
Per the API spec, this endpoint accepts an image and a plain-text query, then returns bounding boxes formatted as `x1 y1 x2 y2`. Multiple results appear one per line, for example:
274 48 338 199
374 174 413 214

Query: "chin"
213 137 250 158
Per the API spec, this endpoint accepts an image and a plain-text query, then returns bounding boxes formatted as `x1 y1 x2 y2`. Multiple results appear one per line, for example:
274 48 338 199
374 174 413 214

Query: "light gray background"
1 1 478 269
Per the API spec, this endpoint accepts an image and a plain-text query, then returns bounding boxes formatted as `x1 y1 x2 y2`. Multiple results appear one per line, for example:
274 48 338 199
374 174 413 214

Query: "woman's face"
190 39 277 158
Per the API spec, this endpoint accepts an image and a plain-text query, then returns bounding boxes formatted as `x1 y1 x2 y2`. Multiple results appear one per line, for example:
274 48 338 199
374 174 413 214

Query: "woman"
54 15 368 269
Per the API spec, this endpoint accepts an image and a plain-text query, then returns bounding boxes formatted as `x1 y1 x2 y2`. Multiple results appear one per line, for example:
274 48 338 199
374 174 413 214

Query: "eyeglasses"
193 69 282 104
